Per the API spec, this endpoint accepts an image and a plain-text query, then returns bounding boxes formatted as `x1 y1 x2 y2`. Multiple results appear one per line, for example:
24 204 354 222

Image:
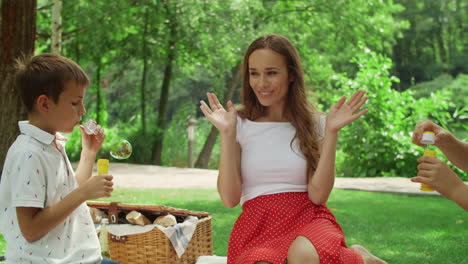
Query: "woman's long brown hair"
237 34 320 181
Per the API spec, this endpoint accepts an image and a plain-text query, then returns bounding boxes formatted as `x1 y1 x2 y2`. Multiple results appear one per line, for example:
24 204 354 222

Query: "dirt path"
81 162 442 196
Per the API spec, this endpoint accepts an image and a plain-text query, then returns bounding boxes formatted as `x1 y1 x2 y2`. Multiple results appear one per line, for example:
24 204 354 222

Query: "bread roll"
126 210 151 226
90 207 108 224
153 214 177 227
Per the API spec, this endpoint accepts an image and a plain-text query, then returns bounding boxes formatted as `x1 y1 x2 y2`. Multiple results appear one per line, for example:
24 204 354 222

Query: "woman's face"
248 48 291 110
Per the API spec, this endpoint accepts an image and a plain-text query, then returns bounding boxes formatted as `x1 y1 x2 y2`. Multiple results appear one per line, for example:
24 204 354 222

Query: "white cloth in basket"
106 216 199 257
196 255 228 264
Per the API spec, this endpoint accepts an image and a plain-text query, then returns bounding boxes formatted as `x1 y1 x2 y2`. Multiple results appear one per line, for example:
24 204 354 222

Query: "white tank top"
236 115 326 204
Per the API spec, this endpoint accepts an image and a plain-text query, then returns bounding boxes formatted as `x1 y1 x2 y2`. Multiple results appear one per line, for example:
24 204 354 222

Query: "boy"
0 53 117 263
412 120 468 210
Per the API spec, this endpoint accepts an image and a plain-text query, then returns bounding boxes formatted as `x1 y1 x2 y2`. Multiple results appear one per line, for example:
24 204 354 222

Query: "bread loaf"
153 214 177 227
126 210 151 226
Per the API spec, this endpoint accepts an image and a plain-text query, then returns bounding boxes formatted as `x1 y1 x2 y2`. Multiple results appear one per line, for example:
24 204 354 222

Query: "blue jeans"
102 258 121 264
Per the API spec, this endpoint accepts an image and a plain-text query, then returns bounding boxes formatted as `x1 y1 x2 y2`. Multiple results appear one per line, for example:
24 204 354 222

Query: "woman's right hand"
200 92 237 134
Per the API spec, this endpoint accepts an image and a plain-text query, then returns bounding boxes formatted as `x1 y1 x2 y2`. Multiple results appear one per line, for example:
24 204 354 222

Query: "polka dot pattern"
227 192 363 264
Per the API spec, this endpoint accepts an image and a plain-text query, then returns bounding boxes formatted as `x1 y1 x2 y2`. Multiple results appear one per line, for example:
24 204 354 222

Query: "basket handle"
108 202 119 224
110 234 128 243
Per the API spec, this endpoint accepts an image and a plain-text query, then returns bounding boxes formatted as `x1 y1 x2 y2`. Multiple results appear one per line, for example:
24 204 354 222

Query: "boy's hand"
80 175 114 200
79 125 105 154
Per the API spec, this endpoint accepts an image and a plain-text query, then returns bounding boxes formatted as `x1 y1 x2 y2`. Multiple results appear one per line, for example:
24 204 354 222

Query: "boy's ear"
36 95 51 113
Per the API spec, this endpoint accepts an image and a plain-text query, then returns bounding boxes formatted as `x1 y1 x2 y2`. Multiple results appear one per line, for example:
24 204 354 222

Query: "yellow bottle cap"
97 159 109 175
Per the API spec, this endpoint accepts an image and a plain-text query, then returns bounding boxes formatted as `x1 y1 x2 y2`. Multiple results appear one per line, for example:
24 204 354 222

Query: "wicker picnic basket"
87 201 213 264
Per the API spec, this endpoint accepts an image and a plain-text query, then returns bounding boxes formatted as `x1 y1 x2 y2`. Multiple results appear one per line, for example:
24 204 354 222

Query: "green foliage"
161 103 220 168
0 234 4 259
412 74 454 99
32 0 467 179
412 74 468 109
65 105 220 168
65 117 158 164
393 0 468 90
411 74 468 140
332 47 460 178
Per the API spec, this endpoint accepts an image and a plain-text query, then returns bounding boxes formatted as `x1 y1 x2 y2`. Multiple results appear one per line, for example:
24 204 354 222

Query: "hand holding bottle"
412 156 464 199
419 131 436 191
80 159 113 200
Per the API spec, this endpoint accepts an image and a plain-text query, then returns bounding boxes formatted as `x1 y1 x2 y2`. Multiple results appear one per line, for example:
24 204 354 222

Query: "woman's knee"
287 236 319 264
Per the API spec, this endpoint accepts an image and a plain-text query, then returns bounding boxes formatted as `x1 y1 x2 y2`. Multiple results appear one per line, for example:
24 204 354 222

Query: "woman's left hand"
80 125 105 154
326 90 368 133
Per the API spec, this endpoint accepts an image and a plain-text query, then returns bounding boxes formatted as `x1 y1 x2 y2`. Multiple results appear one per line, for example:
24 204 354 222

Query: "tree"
195 65 241 168
193 0 408 168
0 0 37 173
139 7 150 136
393 0 468 91
152 0 177 165
150 0 252 165
50 0 62 53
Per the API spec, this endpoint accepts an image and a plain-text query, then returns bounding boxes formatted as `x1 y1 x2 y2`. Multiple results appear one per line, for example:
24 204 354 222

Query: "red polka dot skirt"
227 192 363 264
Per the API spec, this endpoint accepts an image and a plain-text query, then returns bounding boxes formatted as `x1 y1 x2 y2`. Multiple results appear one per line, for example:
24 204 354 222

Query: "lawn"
1 188 466 264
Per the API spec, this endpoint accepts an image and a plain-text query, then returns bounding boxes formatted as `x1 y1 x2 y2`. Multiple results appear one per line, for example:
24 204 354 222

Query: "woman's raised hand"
326 90 368 133
200 92 237 134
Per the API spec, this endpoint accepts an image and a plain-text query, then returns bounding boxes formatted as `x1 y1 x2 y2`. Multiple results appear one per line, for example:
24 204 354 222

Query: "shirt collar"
18 121 56 145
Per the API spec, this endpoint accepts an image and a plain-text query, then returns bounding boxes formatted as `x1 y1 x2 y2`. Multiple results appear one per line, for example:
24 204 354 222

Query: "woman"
200 34 386 264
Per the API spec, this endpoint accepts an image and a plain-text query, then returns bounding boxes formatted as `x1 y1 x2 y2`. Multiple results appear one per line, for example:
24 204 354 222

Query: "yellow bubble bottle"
97 159 109 175
420 131 435 192
97 159 110 256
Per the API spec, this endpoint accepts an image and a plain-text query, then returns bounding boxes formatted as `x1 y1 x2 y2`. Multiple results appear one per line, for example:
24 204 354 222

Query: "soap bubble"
83 119 133 160
109 139 132 160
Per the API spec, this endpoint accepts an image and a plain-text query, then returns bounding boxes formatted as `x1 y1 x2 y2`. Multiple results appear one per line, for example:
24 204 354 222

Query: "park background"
0 0 467 263
1 0 467 177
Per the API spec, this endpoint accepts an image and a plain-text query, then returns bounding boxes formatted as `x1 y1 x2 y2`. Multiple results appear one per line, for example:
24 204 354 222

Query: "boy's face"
47 81 87 134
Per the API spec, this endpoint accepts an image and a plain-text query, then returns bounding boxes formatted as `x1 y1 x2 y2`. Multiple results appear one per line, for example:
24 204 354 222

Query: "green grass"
1 189 467 264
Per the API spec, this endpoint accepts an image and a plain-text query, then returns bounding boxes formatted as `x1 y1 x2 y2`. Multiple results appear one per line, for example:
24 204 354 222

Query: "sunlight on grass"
1 189 466 264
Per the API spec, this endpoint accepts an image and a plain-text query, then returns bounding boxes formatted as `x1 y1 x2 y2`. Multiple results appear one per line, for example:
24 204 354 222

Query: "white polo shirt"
0 121 101 264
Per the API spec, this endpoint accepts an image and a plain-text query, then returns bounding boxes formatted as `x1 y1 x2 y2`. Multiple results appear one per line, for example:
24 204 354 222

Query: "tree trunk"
95 61 103 124
435 27 447 63
0 0 37 175
140 8 149 136
195 64 241 168
50 0 62 53
152 16 176 165
152 46 174 165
